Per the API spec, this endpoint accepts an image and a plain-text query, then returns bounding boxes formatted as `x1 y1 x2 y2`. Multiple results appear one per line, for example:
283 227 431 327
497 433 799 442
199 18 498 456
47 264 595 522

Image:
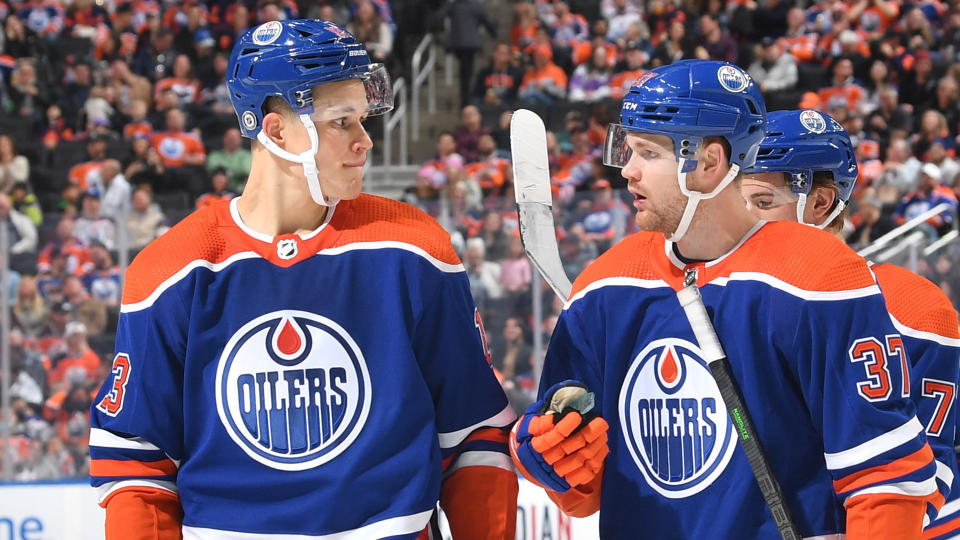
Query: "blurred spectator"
902 7 936 50
847 0 899 39
0 191 38 257
652 19 690 67
865 87 912 145
133 28 176 82
206 127 251 191
606 0 642 44
914 109 956 162
125 133 166 187
431 0 498 107
928 142 959 187
57 183 83 217
472 42 523 107
849 191 897 249
464 237 502 309
478 210 510 261
199 52 236 116
10 182 42 226
151 108 206 168
893 162 958 237
61 63 93 129
422 131 463 188
779 7 819 63
0 134 29 192
13 276 46 338
568 44 613 102
46 320 99 390
559 233 590 280
36 216 93 277
499 234 532 297
154 54 201 111
83 242 120 308
697 13 737 64
579 179 627 250
509 2 540 52
347 0 392 64
8 58 48 121
818 57 865 112
467 134 511 196
518 44 568 105
874 138 923 202
191 29 218 89
64 274 106 336
900 49 937 112
454 105 490 163
9 328 47 403
402 166 441 215
611 42 647 99
68 134 108 189
42 382 93 450
35 301 73 358
96 159 132 218
40 104 75 150
492 316 532 380
748 37 798 94
549 1 589 56
126 187 166 250
2 13 41 58
73 191 115 250
933 76 960 139
196 167 236 210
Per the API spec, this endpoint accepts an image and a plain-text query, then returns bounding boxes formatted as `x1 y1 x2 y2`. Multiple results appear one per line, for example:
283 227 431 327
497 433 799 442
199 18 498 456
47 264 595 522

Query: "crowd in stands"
1 0 960 482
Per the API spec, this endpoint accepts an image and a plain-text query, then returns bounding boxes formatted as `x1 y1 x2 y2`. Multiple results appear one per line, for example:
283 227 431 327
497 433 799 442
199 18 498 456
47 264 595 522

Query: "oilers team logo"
619 338 736 498
252 21 283 45
158 137 185 160
800 110 827 134
717 65 749 93
215 310 371 471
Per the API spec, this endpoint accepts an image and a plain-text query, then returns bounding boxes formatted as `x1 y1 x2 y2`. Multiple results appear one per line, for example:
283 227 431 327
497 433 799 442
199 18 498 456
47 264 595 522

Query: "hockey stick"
510 109 801 540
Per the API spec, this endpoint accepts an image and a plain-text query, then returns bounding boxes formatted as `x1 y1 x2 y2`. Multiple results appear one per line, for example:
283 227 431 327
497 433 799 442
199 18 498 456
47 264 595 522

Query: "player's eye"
333 117 347 127
753 198 774 210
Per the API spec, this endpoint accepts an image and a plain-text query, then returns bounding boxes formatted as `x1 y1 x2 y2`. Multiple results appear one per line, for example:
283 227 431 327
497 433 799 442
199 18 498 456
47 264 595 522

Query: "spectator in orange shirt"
519 44 568 105
466 134 510 196
151 108 206 168
195 168 237 210
510 2 540 51
153 53 201 110
611 43 648 99
847 0 899 38
779 7 820 62
817 57 866 112
67 134 108 189
36 216 94 277
46 321 101 390
122 99 152 140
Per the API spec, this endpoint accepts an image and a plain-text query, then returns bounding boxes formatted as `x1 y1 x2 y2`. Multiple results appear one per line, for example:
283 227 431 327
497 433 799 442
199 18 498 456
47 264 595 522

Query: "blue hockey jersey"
89 195 516 538
542 220 940 539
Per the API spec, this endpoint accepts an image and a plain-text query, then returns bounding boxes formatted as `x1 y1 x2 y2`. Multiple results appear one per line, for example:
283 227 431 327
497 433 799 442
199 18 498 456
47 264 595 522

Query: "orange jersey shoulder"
873 263 960 339
719 221 879 292
329 194 461 267
570 231 662 298
121 204 227 305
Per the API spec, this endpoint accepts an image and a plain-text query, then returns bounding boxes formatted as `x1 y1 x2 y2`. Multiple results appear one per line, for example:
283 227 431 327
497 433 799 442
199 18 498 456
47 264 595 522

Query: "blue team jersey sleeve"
412 264 515 473
539 302 604 403
89 285 189 502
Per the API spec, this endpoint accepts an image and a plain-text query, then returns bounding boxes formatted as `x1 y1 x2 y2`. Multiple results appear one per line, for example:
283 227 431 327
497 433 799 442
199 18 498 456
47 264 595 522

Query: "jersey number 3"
849 336 907 402
96 353 132 417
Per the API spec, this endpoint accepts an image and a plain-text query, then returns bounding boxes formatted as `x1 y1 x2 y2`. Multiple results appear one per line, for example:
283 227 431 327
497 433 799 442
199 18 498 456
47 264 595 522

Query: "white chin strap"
667 159 742 242
796 193 845 230
255 114 338 207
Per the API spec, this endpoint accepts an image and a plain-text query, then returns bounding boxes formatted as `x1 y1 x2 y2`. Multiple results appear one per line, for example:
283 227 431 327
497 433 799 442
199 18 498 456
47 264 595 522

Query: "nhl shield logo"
215 311 371 471
800 110 827 134
717 65 749 93
277 239 298 260
619 338 736 498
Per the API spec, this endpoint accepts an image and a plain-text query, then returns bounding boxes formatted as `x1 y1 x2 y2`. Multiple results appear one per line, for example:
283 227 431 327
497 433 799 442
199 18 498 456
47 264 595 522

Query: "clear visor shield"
308 63 393 122
740 174 800 213
603 124 632 168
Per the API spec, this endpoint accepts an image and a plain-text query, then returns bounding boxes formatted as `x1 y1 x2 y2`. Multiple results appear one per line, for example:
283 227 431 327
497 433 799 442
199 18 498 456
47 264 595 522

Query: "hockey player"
741 109 960 537
509 60 941 538
89 20 517 539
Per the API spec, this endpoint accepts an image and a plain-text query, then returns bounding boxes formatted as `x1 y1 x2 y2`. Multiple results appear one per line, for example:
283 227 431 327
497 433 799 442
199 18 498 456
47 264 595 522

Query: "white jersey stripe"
710 273 881 302
182 510 433 539
444 450 514 478
845 477 938 500
318 241 465 274
437 405 516 449
937 460 955 488
89 428 162 451
565 277 670 309
889 314 960 348
824 417 923 470
97 479 178 504
935 498 960 521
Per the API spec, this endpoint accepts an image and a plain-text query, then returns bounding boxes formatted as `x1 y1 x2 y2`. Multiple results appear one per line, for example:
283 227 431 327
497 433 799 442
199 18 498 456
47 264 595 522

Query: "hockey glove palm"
510 381 609 493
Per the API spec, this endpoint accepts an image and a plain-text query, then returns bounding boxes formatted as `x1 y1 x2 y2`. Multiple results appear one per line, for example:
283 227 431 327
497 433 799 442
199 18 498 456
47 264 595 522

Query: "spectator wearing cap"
893 162 959 237
10 182 43 227
206 128 251 192
67 134 108 190
195 167 237 210
431 0 498 108
73 190 116 250
0 192 38 258
0 134 30 193
37 216 94 278
748 37 798 95
611 42 648 99
518 44 568 105
151 107 206 168
472 43 523 107
568 44 614 103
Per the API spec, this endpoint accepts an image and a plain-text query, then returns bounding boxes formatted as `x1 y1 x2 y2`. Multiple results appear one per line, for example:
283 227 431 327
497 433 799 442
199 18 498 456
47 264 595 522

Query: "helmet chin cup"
256 114 337 207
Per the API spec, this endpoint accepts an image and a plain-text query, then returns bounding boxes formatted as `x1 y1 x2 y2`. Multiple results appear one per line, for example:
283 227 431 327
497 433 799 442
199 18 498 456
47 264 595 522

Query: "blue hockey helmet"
601 60 767 241
227 19 392 139
744 109 858 227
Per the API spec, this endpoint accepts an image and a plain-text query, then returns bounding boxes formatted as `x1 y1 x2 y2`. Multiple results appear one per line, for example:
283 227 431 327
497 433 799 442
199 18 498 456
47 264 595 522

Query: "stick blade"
510 109 573 300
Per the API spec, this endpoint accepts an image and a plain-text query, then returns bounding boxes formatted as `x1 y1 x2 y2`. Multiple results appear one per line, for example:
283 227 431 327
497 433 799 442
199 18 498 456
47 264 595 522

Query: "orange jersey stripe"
463 427 509 445
91 458 178 478
833 445 934 494
923 515 960 539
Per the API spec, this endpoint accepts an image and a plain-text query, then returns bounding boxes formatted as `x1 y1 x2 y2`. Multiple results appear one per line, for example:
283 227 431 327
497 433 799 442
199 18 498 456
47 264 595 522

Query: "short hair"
811 170 847 232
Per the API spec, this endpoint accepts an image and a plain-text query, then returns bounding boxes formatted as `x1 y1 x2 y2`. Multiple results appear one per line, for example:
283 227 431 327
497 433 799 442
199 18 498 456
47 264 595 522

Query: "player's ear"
698 139 728 189
261 111 286 147
809 185 836 222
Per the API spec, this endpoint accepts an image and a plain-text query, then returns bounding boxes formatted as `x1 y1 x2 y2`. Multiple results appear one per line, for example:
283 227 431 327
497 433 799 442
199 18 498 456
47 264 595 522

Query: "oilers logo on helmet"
799 110 827 134
717 65 749 93
252 21 283 45
215 311 371 471
619 338 736 498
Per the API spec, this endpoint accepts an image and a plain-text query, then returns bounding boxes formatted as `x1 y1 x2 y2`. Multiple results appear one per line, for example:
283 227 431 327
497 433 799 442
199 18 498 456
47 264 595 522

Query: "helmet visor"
741 173 799 214
308 63 393 122
602 124 632 168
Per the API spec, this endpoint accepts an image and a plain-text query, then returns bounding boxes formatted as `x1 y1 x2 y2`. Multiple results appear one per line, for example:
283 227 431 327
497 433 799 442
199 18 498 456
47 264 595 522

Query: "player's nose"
353 124 373 153
621 155 642 183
